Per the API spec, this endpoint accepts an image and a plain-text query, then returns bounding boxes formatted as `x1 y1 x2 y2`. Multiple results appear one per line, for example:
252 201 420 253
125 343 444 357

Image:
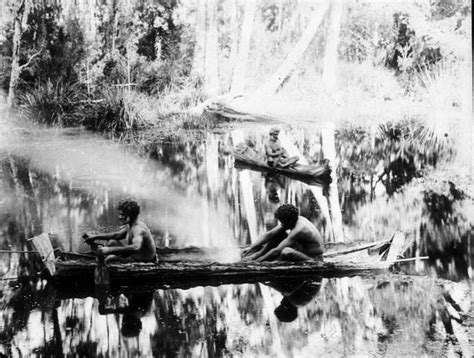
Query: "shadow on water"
0 123 471 356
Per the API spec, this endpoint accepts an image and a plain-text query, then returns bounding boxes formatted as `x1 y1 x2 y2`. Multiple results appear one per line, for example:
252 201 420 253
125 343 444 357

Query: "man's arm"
280 147 289 158
242 224 285 257
256 229 299 262
98 231 143 256
84 228 127 243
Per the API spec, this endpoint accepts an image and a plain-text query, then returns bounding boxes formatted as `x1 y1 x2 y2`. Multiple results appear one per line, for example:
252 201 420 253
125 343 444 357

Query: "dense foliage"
0 0 470 134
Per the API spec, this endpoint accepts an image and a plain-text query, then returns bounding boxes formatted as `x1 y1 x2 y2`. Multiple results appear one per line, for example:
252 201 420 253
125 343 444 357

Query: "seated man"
83 198 156 264
242 204 324 262
265 128 299 168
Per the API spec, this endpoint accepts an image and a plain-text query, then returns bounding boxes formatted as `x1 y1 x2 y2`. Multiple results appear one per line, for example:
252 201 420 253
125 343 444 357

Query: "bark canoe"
30 232 408 290
234 152 332 186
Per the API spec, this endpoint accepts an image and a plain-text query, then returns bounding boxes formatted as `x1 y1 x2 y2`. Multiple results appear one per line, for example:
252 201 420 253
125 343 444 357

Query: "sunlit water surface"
0 125 472 357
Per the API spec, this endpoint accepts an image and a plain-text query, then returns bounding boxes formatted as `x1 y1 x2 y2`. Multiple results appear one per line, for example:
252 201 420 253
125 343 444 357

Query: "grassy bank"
15 80 218 139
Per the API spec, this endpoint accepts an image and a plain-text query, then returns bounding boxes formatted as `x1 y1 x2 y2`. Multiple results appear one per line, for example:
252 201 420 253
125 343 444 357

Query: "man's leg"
104 240 129 264
105 255 132 264
280 247 323 262
106 240 123 247
248 232 287 260
277 156 300 168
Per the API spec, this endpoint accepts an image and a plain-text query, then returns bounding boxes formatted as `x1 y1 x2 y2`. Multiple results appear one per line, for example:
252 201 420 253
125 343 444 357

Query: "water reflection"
98 290 154 338
266 278 322 323
0 124 472 356
0 276 470 357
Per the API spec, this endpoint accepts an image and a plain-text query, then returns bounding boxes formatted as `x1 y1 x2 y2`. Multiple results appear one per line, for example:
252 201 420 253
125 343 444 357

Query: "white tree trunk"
230 0 256 95
227 0 239 87
321 0 343 92
321 0 344 243
7 0 28 107
192 0 206 76
277 0 283 40
259 0 329 94
322 124 344 242
204 0 219 96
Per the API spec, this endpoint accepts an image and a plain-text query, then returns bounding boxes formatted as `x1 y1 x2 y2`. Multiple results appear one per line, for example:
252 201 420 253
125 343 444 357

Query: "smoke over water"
0 125 238 252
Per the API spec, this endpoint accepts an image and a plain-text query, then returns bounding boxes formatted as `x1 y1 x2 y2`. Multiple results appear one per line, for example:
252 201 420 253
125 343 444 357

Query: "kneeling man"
242 204 324 262
83 198 156 264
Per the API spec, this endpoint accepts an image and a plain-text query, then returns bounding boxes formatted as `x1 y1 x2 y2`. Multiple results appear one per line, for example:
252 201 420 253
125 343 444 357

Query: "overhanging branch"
18 50 42 72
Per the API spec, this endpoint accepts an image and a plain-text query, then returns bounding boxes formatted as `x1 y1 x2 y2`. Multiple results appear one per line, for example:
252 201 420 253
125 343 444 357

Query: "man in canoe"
242 204 324 262
265 127 299 168
83 198 156 264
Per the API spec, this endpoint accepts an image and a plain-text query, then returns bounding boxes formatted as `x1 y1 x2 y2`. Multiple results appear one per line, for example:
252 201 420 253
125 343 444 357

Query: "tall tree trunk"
228 0 239 88
259 0 329 94
204 0 219 96
192 0 206 76
321 0 343 92
322 123 344 242
277 0 283 40
7 0 28 107
321 0 344 243
111 0 119 54
87 0 98 42
230 0 256 95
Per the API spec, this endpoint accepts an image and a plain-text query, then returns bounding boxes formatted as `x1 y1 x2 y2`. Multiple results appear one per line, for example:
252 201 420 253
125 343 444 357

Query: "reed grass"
17 80 86 125
82 84 213 137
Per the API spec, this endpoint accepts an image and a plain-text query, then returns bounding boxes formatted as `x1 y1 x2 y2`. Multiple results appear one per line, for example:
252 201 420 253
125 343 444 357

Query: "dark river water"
0 123 472 357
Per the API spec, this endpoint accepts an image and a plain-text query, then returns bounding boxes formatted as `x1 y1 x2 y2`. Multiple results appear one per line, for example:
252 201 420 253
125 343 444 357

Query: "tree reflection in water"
0 276 470 356
0 125 471 356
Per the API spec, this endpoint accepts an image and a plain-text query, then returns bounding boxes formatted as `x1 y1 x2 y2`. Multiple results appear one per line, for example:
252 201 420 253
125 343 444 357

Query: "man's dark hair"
118 198 140 219
274 297 298 322
275 204 298 226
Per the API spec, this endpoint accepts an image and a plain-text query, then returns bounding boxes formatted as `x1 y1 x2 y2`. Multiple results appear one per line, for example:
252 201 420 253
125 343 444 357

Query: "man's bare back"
242 204 324 262
126 221 156 261
285 216 324 257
